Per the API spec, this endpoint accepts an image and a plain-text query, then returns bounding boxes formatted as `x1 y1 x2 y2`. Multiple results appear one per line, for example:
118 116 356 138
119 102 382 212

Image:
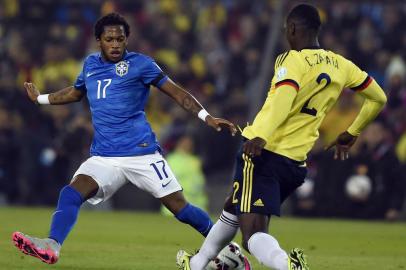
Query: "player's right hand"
24 82 40 104
243 137 266 157
326 131 358 160
206 115 237 136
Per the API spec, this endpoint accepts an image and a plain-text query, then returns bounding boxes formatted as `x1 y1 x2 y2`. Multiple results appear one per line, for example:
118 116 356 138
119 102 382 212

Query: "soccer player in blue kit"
12 13 236 264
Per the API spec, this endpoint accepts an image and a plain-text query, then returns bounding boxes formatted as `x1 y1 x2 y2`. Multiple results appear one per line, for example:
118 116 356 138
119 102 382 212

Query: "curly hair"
287 4 321 31
94 13 130 39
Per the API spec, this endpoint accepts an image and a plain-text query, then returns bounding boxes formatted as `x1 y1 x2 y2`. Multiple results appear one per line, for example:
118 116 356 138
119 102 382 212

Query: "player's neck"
100 52 113 63
299 44 320 50
293 38 320 51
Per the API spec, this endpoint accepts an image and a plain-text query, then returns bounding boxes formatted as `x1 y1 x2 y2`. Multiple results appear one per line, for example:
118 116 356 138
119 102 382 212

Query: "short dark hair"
94 13 130 39
287 4 321 31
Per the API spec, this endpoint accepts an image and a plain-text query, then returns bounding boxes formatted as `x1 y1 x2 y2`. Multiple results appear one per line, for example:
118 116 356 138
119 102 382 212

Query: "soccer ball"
206 242 252 270
345 175 372 201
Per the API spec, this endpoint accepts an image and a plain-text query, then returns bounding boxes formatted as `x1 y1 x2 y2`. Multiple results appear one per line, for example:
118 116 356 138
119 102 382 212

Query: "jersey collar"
300 46 321 50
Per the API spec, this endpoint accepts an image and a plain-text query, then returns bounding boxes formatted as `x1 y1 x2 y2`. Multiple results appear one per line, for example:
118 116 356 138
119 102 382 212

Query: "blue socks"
49 186 84 245
175 204 213 237
48 188 212 244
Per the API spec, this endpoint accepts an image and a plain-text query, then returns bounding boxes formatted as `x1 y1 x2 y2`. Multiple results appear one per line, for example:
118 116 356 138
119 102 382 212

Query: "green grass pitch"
1 207 405 269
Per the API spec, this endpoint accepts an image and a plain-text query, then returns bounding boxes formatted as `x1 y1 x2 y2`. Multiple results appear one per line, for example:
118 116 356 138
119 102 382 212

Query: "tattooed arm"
158 79 203 115
158 78 237 135
24 82 84 105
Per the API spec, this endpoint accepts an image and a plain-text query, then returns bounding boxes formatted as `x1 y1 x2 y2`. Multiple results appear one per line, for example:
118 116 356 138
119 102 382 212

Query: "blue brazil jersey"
74 51 168 157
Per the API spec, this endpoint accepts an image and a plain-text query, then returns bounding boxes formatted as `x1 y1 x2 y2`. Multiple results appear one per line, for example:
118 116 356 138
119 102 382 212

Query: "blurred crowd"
0 0 405 220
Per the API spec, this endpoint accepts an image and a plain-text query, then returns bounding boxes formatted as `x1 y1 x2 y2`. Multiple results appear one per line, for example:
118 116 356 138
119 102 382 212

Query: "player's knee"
166 201 187 215
69 174 99 200
160 191 187 214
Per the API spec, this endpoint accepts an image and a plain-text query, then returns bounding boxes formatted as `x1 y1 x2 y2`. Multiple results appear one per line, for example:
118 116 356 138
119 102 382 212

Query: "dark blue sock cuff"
61 185 84 205
175 203 191 220
175 203 213 237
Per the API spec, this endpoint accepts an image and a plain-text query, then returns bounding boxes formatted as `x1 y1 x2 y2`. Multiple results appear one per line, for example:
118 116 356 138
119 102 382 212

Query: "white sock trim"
219 210 239 227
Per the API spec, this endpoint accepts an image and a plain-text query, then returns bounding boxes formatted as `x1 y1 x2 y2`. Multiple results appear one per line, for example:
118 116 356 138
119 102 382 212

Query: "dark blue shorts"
231 147 307 216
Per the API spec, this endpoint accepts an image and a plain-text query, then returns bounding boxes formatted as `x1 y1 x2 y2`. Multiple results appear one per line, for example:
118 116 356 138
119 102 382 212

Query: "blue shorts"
231 147 307 216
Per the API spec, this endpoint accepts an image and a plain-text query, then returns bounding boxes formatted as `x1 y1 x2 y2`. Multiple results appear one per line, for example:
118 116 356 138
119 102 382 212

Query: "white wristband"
37 94 50 105
198 109 210 122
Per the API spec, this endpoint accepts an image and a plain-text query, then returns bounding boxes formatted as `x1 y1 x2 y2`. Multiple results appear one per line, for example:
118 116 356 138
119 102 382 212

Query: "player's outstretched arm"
158 79 237 135
24 82 84 105
347 80 387 136
326 80 387 160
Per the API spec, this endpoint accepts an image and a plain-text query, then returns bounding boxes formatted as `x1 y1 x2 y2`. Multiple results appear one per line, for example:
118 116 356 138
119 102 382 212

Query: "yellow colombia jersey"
242 48 377 161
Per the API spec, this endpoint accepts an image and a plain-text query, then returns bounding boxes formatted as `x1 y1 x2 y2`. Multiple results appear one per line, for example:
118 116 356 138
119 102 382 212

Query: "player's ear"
288 22 296 36
96 38 101 48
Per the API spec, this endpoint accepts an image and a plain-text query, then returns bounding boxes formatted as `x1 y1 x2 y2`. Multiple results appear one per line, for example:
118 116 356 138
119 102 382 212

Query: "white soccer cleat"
12 231 61 264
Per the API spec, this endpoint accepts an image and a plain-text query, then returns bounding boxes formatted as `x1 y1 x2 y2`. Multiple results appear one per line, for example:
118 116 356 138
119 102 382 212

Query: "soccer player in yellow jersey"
177 4 387 270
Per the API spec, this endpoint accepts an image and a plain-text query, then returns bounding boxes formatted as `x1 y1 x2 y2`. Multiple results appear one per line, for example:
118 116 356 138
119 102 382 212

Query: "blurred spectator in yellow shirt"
161 135 208 215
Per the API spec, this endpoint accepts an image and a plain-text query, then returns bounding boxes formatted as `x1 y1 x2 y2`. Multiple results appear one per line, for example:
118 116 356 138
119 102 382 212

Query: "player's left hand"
326 131 358 160
243 137 266 157
206 115 237 136
24 82 40 104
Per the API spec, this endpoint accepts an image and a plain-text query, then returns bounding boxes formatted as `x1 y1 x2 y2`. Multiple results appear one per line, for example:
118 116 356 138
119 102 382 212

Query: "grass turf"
1 207 405 269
